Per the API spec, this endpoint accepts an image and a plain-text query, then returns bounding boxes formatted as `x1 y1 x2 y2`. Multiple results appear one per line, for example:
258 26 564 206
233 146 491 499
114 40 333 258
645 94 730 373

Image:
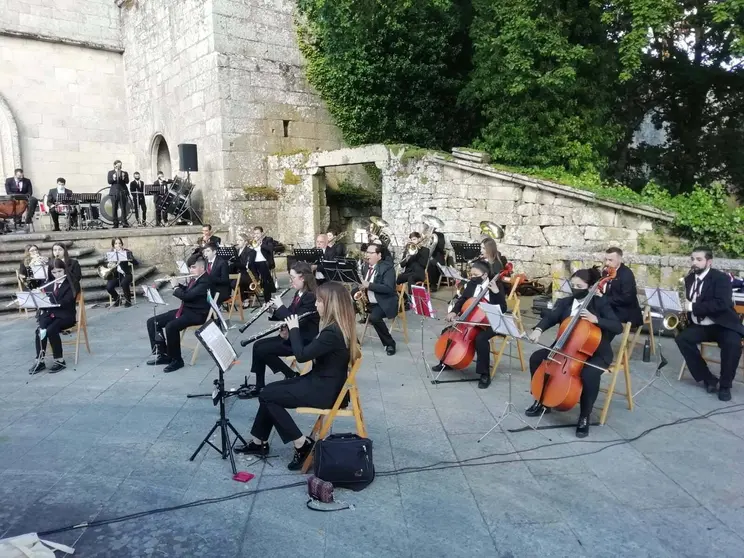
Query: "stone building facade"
0 0 341 229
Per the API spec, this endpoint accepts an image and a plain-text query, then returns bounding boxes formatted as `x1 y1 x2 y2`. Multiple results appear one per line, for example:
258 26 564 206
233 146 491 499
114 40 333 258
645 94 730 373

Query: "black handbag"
313 433 375 491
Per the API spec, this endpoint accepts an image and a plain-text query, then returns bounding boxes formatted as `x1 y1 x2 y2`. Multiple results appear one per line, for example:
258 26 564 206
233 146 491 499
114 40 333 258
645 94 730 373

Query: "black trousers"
36 314 76 359
675 324 743 388
111 191 128 227
475 329 499 376
22 196 39 225
529 349 608 418
428 258 443 289
251 335 295 389
368 303 395 348
153 194 167 225
132 193 146 222
396 271 426 293
50 207 78 230
250 261 275 303
106 274 132 302
146 309 203 361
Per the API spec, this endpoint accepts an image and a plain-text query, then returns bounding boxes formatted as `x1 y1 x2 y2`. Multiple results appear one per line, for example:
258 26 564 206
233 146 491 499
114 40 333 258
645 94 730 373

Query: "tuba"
480 221 505 240
368 216 392 248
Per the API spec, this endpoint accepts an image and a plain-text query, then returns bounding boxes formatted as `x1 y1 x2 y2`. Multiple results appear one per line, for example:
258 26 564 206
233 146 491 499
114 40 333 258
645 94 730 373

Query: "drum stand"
168 171 203 227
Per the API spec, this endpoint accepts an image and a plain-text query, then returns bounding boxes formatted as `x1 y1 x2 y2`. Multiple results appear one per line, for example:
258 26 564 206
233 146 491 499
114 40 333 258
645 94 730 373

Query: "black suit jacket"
452 278 507 315
233 245 251 274
324 243 345 260
288 323 351 408
604 264 643 327
5 177 33 196
535 296 622 365
206 257 231 304
401 247 430 277
272 290 320 342
685 269 744 335
363 259 397 318
248 237 275 270
202 235 221 247
431 232 446 263
47 188 73 205
107 170 129 194
129 179 145 194
173 273 211 321
48 258 81 294
45 279 77 323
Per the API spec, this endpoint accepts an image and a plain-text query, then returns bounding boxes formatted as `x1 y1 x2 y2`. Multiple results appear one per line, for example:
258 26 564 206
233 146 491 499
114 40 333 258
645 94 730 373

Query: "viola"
530 267 615 411
434 262 513 370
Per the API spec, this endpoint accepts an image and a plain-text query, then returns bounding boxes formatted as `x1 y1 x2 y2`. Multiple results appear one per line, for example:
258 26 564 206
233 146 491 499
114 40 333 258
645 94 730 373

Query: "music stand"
30 263 47 282
175 260 190 275
17 292 59 374
322 259 361 285
216 246 238 265
437 263 464 298
634 287 681 397
409 285 440 380
450 241 481 274
188 320 248 475
477 303 549 442
172 236 194 261
207 292 229 331
293 248 323 265
75 193 103 230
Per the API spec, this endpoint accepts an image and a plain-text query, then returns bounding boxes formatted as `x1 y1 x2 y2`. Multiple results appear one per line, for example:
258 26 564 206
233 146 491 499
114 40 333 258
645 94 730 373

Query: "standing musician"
201 242 231 304
235 281 361 471
46 178 78 231
129 172 146 226
325 229 346 259
602 247 643 327
197 224 221 249
104 237 138 308
4 168 39 231
427 227 447 291
146 255 211 373
248 226 276 304
48 243 82 294
153 171 169 227
232 233 254 303
525 267 622 438
19 244 47 290
675 247 744 402
431 260 506 388
244 262 319 398
359 243 398 355
107 160 129 229
397 232 430 293
30 259 77 374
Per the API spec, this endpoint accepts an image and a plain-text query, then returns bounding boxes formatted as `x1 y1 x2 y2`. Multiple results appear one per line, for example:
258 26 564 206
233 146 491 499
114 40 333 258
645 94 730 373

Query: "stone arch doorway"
0 94 22 179
151 134 172 179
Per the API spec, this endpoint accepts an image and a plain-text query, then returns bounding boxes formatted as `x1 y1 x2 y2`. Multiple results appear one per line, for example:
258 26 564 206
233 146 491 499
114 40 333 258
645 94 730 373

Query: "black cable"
37 403 744 538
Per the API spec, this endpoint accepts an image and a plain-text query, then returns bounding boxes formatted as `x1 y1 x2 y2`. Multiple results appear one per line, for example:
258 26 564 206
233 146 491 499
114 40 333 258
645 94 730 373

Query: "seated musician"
602 247 643 328
427 227 446 291
245 262 319 398
675 247 744 402
312 233 329 283
48 243 82 294
235 281 360 470
431 260 507 388
19 244 47 290
197 223 221 249
396 232 430 293
30 259 77 374
104 237 139 307
146 255 211 373
525 267 623 438
325 229 346 259
4 168 39 231
248 226 276 304
201 242 231 304
481 237 504 276
47 178 78 231
360 243 398 355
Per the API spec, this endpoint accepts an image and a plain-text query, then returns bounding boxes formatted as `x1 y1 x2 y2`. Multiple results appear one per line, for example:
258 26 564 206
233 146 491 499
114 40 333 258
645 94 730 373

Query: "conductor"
107 160 130 229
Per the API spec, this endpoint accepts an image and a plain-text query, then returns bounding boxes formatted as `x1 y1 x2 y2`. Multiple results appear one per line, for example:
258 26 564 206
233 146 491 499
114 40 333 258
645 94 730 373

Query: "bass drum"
97 187 134 226
163 177 193 216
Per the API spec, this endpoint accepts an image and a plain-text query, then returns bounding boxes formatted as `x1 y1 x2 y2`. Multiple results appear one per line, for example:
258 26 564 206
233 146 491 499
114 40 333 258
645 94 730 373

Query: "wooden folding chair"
489 276 527 378
360 285 409 345
61 290 92 365
598 322 634 425
284 356 312 375
226 273 245 322
179 307 217 365
15 271 28 317
295 358 366 473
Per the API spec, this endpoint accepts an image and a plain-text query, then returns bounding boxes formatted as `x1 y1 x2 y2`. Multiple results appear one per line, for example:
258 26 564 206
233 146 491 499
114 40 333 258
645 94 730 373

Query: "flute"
34 275 67 291
240 311 316 347
238 288 291 333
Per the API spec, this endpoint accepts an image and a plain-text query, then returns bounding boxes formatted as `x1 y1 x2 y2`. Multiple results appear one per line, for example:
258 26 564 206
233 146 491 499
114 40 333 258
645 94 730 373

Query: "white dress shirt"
255 244 266 263
366 266 377 304
570 298 583 317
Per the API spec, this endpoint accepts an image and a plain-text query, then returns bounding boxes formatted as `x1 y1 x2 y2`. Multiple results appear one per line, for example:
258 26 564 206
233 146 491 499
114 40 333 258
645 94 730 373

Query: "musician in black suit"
153 171 169 226
4 168 39 228
30 259 77 374
397 232 430 293
427 230 447 291
106 160 129 228
248 226 276 303
361 243 398 355
602 247 643 327
104 237 138 307
431 261 507 388
146 256 211 373
245 262 319 398
129 172 146 225
325 229 346 260
201 242 231 304
46 178 78 231
236 281 361 470
197 224 221 248
675 247 744 402
312 233 329 284
233 233 254 301
48 243 82 294
525 267 623 438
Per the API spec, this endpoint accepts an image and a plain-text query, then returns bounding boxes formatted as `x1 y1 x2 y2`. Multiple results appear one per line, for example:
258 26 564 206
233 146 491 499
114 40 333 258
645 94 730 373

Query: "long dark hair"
571 267 602 287
316 281 360 363
292 261 317 293
51 242 71 264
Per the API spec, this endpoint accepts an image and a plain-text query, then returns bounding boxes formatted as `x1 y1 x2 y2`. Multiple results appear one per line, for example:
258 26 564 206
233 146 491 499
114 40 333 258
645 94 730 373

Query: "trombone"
153 274 197 283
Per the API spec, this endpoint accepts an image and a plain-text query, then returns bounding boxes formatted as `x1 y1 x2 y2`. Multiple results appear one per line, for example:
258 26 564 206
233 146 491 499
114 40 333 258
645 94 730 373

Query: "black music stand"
293 248 323 265
322 259 361 285
450 241 481 274
145 183 169 228
76 193 103 229
217 246 238 265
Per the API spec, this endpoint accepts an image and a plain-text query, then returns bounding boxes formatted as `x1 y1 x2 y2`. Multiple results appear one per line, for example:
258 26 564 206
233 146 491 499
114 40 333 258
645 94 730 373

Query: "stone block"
533 246 574 265
498 245 535 262
539 204 575 217
584 226 639 241
570 207 617 226
542 225 586 247
487 201 517 214
517 261 552 281
615 212 655 232
523 215 565 226
522 187 555 205
488 185 520 201
516 203 539 217
504 226 546 247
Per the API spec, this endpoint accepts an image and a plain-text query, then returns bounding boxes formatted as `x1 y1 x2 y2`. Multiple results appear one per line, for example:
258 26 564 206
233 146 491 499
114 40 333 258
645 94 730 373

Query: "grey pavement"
1 285 743 557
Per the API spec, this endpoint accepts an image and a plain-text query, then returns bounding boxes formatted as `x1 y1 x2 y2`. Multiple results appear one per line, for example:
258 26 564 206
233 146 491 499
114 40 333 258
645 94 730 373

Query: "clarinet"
240 311 316 347
237 288 290 333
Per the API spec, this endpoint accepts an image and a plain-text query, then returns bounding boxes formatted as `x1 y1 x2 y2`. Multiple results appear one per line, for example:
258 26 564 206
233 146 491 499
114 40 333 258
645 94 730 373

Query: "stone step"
0 265 108 286
0 247 94 264
0 240 74 254
0 232 50 244
0 254 102 274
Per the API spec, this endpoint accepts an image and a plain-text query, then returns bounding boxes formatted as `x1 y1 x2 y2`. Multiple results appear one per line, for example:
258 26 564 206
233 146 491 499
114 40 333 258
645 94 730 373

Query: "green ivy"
326 181 381 208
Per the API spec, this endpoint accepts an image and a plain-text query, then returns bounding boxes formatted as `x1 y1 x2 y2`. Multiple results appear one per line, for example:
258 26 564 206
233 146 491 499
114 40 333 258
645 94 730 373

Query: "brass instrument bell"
479 221 504 240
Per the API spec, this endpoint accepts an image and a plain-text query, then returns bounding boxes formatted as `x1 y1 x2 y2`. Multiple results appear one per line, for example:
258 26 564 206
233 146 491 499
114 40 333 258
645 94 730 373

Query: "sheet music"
198 321 237 372
479 303 525 338
16 292 58 309
176 260 189 274
644 287 683 312
411 285 435 317
558 278 572 295
437 263 464 281
207 292 228 331
107 250 129 262
142 285 165 305
30 264 47 280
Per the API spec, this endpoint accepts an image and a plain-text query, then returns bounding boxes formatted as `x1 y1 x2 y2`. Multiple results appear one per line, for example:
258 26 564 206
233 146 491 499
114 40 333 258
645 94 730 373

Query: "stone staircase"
0 233 158 310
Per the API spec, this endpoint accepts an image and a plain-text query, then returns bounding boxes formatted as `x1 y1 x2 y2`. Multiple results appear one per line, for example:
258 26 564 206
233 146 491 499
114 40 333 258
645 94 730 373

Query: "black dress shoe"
288 438 315 471
124 300 132 308
147 355 171 366
430 362 451 371
29 361 46 374
705 377 720 393
478 374 491 389
718 387 732 402
385 345 396 356
234 441 269 455
576 416 590 438
163 359 185 373
525 400 551 417
49 360 66 373
109 299 121 308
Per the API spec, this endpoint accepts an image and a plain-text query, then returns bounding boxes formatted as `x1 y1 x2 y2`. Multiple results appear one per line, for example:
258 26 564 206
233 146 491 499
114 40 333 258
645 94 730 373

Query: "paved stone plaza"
1 285 743 557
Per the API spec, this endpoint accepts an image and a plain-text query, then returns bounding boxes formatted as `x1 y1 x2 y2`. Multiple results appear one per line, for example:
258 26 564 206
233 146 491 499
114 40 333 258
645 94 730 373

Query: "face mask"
571 287 589 300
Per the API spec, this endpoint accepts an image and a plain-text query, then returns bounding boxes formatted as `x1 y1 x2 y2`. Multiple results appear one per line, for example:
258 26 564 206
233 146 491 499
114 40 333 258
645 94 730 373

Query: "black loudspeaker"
178 143 198 172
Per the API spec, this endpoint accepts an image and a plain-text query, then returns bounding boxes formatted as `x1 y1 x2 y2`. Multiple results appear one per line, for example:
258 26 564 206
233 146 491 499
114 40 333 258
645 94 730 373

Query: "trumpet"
250 233 266 250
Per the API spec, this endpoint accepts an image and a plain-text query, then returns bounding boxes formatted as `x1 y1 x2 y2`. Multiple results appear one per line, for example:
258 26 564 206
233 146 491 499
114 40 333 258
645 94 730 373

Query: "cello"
530 267 616 411
434 262 513 369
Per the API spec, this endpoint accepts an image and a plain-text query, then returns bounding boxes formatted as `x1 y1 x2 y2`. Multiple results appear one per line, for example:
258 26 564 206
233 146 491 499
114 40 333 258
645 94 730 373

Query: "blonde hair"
481 237 501 263
315 281 361 363
23 244 39 266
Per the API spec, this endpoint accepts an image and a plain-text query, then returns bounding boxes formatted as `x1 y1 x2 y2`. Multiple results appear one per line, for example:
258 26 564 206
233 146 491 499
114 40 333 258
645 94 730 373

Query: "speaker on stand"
174 143 203 226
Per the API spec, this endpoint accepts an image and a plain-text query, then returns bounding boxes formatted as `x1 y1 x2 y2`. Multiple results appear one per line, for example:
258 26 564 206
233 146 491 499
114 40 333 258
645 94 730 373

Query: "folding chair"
180 307 217 366
678 339 744 381
284 356 312 375
226 273 245 322
61 290 92 365
360 285 409 345
489 275 527 378
15 271 28 317
295 358 365 473
598 322 634 425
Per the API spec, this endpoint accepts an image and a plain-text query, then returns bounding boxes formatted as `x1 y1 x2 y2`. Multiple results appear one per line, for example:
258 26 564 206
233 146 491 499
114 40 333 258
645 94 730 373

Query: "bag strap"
306 498 355 512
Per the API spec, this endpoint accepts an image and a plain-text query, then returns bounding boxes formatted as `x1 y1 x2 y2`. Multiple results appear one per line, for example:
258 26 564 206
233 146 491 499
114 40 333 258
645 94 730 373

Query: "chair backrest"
612 322 633 368
76 290 85 324
346 357 362 385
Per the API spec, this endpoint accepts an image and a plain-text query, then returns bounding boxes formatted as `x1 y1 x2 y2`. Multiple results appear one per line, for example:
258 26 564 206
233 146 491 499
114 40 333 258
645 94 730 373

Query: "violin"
434 262 513 369
530 267 616 411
